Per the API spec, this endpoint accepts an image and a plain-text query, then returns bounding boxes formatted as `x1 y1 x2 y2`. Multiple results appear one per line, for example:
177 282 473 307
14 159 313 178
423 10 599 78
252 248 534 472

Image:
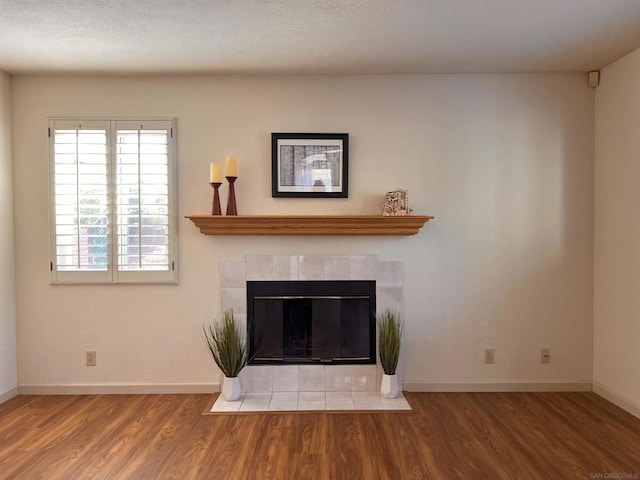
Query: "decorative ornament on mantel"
209 163 223 215
209 182 222 215
207 157 239 216
383 189 413 216
225 156 238 216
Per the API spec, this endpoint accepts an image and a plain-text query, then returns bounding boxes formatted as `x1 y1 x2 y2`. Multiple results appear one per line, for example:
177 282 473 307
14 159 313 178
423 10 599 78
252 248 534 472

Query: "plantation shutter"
114 120 174 282
50 120 111 283
49 118 177 284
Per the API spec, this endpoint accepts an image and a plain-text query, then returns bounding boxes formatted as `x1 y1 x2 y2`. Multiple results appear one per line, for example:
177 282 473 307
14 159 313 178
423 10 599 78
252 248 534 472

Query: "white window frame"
49 118 178 284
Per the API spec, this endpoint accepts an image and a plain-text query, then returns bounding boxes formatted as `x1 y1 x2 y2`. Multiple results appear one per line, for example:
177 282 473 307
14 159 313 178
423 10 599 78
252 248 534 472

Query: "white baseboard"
0 385 18 404
15 381 599 396
403 381 593 392
593 381 640 419
18 383 220 395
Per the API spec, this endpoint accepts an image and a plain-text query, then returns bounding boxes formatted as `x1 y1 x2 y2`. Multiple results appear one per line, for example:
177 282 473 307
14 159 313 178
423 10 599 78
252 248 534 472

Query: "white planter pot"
221 376 242 401
380 373 400 399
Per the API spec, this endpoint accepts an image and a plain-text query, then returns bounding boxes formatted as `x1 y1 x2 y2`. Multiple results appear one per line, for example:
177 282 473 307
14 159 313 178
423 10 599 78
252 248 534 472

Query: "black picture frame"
271 132 349 198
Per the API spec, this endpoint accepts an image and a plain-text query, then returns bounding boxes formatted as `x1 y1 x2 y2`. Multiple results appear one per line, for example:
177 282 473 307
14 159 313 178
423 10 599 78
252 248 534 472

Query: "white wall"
0 71 17 402
594 48 640 416
11 74 594 392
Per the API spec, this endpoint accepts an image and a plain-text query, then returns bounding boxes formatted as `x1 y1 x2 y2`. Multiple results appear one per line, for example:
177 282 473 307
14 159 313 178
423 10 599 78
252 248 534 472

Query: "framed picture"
272 133 349 198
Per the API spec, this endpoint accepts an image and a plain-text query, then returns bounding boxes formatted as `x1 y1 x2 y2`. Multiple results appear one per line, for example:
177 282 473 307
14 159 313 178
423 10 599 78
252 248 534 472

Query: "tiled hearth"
211 254 409 412
211 391 411 412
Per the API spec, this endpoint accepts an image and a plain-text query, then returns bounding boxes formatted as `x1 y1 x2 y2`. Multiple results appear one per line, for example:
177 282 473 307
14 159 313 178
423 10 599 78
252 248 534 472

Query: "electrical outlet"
541 348 550 364
484 348 495 364
86 351 96 366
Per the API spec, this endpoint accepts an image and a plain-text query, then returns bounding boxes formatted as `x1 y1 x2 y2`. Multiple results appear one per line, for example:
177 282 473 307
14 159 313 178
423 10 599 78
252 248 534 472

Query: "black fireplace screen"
247 281 376 365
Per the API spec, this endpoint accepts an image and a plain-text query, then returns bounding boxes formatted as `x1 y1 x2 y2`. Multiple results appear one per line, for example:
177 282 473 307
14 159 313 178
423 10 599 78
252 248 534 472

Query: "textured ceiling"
1 0 639 75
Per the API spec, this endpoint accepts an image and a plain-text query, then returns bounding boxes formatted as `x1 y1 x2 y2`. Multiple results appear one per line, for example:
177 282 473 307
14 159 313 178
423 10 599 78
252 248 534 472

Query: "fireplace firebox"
247 280 376 365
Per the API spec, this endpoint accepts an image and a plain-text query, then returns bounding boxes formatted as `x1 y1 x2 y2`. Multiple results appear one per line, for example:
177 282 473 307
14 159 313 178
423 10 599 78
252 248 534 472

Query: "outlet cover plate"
541 348 551 364
86 351 96 366
484 348 495 364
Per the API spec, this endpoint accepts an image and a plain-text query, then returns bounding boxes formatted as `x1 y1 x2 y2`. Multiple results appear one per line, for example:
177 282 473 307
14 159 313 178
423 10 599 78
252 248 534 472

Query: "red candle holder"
225 176 238 216
210 182 222 215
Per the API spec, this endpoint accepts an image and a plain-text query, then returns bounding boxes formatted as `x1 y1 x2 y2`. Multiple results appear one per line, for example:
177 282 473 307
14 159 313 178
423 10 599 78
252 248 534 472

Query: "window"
49 118 177 283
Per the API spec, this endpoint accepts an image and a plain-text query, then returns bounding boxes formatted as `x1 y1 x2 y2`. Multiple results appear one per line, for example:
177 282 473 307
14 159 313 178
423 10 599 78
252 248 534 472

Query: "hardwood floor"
0 392 638 479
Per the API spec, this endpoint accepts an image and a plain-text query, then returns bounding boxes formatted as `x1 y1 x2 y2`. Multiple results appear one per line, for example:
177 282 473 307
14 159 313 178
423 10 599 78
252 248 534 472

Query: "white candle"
210 162 221 183
225 156 237 177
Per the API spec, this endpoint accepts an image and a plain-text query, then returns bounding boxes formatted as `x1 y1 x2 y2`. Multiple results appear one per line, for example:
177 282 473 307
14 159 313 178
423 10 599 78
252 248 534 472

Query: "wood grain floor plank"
194 415 262 479
490 392 586 478
450 393 538 478
67 394 178 479
0 392 638 479
378 415 433 479
327 413 377 480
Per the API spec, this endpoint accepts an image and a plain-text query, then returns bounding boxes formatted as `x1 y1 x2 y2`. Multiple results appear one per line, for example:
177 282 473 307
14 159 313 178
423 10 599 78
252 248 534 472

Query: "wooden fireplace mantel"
185 214 433 236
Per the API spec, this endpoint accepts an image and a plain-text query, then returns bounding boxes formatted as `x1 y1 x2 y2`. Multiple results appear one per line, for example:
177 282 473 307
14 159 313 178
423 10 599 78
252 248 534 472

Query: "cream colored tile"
324 365 351 392
326 392 355 410
273 255 299 280
220 287 247 315
210 394 244 412
352 391 383 410
325 391 352 402
350 255 377 280
220 261 246 288
381 395 411 410
299 365 325 391
239 365 272 392
376 287 403 315
269 392 298 411
272 365 299 392
351 365 377 392
246 255 274 280
239 393 271 411
324 255 351 280
299 255 325 280
298 392 325 410
376 261 403 287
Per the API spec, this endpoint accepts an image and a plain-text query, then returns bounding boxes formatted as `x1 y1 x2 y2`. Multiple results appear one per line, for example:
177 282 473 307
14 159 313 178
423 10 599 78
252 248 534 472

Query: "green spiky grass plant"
203 310 248 378
377 310 403 375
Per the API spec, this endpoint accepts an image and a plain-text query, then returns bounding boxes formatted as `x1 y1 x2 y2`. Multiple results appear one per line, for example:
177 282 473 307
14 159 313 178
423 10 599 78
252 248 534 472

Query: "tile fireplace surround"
212 254 409 412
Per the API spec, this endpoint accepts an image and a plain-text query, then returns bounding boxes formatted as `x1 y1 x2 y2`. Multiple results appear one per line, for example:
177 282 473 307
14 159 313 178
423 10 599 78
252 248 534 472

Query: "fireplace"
247 280 376 365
